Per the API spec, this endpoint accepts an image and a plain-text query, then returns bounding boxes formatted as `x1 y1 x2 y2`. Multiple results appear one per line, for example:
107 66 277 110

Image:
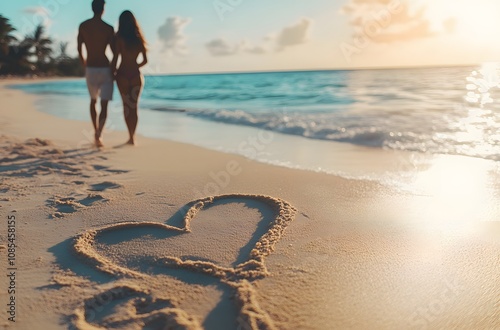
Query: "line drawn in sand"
71 194 298 330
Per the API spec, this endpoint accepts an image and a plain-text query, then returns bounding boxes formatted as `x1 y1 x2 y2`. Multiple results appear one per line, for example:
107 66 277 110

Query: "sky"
2 0 500 74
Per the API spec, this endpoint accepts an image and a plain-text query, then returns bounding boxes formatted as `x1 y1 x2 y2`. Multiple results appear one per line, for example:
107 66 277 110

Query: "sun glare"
411 156 497 227
425 0 500 43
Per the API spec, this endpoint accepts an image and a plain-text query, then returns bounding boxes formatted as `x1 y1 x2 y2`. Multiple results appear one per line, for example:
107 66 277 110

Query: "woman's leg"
116 75 143 145
125 75 143 144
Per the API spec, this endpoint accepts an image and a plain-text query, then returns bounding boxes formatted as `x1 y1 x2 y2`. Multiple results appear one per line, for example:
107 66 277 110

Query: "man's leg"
98 100 109 135
90 99 98 132
96 68 114 147
87 74 100 146
95 100 108 147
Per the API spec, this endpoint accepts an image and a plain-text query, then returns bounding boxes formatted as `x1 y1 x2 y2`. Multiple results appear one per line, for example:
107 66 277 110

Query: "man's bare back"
78 0 115 148
78 18 114 67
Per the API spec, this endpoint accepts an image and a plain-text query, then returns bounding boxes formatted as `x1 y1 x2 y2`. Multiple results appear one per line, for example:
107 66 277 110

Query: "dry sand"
0 79 499 329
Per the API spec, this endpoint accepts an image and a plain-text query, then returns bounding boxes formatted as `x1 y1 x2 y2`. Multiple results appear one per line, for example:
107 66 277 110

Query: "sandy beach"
0 79 499 329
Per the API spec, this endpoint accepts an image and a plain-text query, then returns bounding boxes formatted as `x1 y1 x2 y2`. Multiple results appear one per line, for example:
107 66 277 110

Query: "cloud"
205 38 268 56
275 18 312 50
22 7 52 27
23 6 49 15
157 17 191 55
205 18 312 57
370 20 433 43
205 38 267 56
243 43 267 55
341 0 436 43
205 38 239 56
443 17 457 34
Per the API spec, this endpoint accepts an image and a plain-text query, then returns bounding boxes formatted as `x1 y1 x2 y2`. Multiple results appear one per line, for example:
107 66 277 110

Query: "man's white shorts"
86 67 114 101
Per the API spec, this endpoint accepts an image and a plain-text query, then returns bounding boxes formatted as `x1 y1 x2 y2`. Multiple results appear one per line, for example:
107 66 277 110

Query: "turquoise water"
12 66 500 161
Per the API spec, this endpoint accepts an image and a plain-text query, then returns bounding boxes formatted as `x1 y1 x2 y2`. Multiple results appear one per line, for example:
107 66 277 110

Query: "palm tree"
51 40 84 76
11 43 34 72
56 41 70 62
0 15 17 65
0 43 34 75
25 24 52 71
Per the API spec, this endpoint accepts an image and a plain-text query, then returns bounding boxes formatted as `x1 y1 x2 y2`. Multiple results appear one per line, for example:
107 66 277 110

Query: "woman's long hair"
117 10 146 50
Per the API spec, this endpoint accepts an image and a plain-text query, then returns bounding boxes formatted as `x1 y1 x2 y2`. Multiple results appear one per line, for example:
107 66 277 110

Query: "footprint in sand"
92 164 129 174
88 181 123 192
47 194 108 218
71 194 297 330
0 137 127 183
79 194 108 207
73 285 202 330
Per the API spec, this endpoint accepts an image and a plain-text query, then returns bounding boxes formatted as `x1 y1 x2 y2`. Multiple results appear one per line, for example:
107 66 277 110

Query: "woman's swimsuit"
116 68 141 82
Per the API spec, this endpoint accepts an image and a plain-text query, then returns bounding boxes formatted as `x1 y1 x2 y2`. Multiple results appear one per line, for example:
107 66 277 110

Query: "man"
78 0 115 147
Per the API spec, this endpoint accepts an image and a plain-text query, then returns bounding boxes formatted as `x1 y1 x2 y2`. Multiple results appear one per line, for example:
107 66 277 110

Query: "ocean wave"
182 109 390 148
149 106 186 112
178 108 500 161
145 90 326 103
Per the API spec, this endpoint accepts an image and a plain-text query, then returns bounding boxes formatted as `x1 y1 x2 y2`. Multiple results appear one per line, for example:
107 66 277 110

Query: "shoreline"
8 77 500 190
0 79 498 329
6 78 402 182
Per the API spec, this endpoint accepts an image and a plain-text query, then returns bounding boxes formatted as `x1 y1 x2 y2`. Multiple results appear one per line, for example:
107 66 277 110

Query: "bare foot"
95 138 104 148
126 139 135 146
95 132 104 148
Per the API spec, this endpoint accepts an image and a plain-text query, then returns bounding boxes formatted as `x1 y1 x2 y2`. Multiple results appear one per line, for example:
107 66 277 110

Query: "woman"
111 10 148 145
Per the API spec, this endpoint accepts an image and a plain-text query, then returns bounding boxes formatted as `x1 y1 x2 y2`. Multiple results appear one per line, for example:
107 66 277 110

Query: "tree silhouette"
0 15 83 77
0 15 16 54
25 24 53 71
58 41 69 60
0 15 18 71
2 43 34 74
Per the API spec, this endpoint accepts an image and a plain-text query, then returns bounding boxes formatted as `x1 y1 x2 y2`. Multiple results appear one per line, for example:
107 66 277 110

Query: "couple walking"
78 0 147 147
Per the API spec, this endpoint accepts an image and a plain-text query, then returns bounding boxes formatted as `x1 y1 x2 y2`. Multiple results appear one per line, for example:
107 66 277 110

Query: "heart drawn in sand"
72 194 297 330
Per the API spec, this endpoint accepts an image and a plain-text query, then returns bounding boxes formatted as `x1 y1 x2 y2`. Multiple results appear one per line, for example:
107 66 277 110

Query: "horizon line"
148 62 484 77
